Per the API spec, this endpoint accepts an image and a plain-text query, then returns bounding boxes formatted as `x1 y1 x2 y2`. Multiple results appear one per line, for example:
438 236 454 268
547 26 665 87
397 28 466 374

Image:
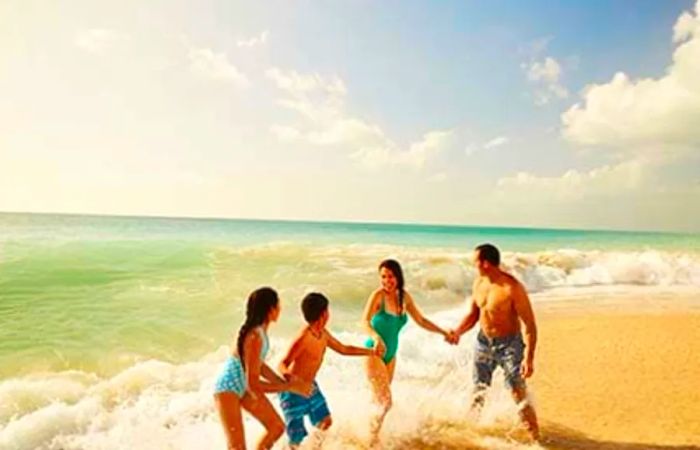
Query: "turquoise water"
1 212 699 378
2 212 698 250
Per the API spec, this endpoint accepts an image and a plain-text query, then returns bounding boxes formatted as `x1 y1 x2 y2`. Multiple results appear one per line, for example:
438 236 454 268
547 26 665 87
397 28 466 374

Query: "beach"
383 294 700 450
1 213 699 449
531 295 700 449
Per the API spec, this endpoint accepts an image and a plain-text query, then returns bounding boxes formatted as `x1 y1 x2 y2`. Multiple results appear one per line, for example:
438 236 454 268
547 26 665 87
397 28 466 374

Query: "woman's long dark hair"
379 259 405 311
237 287 279 369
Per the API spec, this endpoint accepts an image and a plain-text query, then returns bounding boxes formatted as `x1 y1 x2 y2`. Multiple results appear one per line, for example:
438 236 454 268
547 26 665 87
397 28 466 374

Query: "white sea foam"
0 321 538 450
221 242 700 299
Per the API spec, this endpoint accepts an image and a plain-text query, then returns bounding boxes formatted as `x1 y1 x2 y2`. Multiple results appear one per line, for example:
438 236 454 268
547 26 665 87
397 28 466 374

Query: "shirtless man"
278 292 376 448
451 243 540 440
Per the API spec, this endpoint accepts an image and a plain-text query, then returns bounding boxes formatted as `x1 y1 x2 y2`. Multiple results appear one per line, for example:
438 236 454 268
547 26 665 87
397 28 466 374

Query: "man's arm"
513 281 537 378
454 299 480 336
453 279 481 338
325 330 374 356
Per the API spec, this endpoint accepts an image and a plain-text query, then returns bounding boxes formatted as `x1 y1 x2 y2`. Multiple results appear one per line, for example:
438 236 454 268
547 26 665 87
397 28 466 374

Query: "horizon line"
0 209 695 236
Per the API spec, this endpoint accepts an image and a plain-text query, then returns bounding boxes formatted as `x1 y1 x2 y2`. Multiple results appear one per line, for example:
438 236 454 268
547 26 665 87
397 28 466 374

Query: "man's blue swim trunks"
473 330 526 390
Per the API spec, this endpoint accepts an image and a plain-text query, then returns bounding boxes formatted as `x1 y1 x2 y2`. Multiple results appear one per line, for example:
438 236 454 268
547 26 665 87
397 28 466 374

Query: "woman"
363 259 454 442
214 287 309 450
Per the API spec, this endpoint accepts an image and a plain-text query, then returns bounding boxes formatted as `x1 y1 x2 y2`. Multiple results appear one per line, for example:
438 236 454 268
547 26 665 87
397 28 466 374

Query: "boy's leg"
308 416 331 450
279 391 310 448
308 382 332 449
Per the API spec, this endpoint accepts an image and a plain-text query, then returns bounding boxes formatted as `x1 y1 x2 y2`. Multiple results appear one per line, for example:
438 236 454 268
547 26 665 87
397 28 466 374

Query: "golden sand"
391 294 700 450
529 296 700 449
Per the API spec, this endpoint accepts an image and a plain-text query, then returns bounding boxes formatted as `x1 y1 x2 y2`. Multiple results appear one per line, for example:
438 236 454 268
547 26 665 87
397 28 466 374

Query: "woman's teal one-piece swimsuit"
365 295 408 364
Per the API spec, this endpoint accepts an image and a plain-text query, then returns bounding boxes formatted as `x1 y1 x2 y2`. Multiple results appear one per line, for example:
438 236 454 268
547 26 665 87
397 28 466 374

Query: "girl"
214 287 309 450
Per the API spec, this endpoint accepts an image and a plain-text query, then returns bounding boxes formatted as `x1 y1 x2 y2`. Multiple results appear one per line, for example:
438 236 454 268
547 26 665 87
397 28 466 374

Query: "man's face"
473 250 488 276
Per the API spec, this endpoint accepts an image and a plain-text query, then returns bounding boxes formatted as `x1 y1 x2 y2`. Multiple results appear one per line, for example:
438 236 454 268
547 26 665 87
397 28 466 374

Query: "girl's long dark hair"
236 287 279 369
379 259 405 311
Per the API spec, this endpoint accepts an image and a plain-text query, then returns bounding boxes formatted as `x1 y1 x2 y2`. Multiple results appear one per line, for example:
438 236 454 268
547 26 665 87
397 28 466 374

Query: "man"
451 243 540 440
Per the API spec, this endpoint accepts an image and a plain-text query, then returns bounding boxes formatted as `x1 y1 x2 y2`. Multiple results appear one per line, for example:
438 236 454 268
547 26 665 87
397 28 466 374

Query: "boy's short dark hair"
475 243 500 266
301 292 329 323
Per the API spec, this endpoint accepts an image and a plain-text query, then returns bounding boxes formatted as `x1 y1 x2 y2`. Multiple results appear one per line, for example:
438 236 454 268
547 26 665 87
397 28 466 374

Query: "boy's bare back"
280 327 329 383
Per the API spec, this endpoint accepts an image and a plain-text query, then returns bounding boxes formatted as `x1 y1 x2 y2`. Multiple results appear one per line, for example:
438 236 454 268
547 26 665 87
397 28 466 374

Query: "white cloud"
562 0 700 149
527 57 562 83
402 130 453 168
74 29 127 53
187 45 249 87
673 6 700 43
483 136 509 149
267 67 451 169
522 56 569 105
348 129 453 170
496 159 649 201
266 68 346 97
266 67 346 122
465 136 509 157
237 30 269 48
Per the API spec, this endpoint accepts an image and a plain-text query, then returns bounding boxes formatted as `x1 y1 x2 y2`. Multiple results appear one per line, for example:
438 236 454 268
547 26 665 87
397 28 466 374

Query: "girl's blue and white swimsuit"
214 327 270 397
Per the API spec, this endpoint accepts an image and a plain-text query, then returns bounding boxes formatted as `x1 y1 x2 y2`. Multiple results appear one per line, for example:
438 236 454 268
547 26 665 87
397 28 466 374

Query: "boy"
278 292 377 448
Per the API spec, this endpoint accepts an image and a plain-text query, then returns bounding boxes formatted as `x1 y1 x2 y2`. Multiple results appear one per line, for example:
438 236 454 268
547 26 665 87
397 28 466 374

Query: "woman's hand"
444 329 460 345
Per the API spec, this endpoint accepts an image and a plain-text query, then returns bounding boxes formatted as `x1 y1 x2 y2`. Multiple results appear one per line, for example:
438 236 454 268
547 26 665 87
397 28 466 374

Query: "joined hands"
444 329 460 345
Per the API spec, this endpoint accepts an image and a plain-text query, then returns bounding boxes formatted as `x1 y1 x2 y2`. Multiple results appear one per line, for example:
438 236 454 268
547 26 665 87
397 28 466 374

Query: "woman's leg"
365 355 395 444
214 392 246 450
240 392 286 450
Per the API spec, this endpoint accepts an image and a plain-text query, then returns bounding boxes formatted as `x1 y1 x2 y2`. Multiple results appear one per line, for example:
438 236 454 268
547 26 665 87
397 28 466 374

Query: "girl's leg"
241 392 286 450
214 392 246 450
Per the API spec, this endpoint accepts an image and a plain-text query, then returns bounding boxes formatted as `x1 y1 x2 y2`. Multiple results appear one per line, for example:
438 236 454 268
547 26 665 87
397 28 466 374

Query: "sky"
1 0 699 232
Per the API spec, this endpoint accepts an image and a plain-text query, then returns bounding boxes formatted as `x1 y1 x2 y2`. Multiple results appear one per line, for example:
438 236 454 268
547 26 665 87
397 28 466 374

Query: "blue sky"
1 0 699 231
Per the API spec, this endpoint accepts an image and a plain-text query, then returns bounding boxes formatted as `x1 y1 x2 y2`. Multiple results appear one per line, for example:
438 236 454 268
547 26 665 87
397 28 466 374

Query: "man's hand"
445 329 460 345
520 357 534 379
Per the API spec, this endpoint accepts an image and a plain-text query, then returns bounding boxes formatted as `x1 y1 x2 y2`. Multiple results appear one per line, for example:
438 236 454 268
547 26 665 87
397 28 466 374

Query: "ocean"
1 212 699 449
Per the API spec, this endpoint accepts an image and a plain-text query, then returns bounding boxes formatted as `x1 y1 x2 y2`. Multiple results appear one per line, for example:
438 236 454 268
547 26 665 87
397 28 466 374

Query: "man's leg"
501 336 539 441
511 386 539 441
471 341 495 417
